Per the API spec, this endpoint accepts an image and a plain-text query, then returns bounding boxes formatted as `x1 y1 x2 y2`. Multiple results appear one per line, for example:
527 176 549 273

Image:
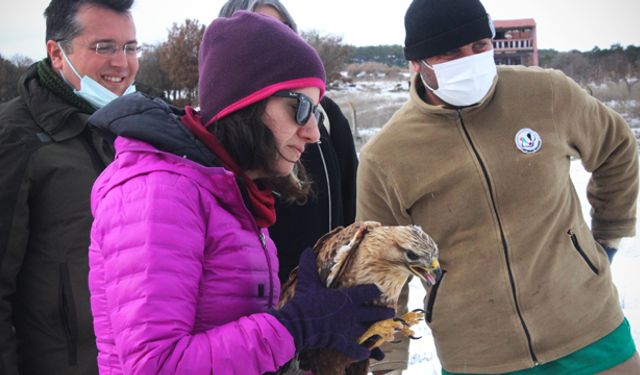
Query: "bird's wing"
278 267 298 308
277 221 382 307
316 221 381 288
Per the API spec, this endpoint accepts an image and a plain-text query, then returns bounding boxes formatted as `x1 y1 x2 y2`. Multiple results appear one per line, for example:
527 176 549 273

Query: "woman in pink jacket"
87 11 392 375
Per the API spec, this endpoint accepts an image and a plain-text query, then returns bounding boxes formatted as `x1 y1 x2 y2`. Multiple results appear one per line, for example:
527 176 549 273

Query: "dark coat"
0 64 111 375
270 96 358 283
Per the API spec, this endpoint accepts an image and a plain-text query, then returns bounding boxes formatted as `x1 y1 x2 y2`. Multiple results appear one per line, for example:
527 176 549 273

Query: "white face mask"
58 43 136 109
420 49 497 107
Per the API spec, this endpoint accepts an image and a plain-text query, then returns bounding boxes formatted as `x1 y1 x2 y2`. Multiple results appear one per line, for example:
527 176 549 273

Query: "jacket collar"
89 92 220 168
19 63 90 142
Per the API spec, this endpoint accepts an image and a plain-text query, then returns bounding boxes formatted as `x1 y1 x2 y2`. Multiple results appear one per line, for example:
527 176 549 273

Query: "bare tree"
11 55 33 71
136 43 172 99
301 30 350 83
601 45 640 94
160 19 204 106
0 54 17 102
0 54 32 102
548 51 591 85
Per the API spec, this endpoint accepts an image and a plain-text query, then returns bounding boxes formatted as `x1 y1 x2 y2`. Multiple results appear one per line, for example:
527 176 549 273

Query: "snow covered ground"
403 160 640 374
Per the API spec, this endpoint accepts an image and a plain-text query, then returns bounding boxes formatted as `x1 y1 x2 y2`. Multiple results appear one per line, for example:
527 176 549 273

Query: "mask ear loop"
57 42 83 80
419 60 437 92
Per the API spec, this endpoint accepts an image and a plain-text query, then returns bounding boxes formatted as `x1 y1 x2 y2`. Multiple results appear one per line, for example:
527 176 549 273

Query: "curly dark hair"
44 0 134 43
209 99 313 204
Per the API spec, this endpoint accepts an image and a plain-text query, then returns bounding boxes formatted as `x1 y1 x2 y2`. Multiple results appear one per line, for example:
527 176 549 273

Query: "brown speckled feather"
276 221 439 375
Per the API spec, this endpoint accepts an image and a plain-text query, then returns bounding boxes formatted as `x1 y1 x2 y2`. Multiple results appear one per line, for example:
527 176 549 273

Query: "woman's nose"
300 114 321 143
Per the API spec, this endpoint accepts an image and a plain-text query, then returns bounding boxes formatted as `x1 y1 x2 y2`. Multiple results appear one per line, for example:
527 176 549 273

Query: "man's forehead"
73 5 136 42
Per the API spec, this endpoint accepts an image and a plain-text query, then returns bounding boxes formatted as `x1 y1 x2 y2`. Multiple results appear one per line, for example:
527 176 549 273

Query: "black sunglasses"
272 90 322 126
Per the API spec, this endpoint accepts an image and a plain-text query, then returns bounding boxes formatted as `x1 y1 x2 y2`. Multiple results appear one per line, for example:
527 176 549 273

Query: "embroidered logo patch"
515 128 542 154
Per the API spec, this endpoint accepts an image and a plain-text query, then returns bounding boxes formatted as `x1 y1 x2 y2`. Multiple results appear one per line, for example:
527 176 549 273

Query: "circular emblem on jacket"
515 128 542 154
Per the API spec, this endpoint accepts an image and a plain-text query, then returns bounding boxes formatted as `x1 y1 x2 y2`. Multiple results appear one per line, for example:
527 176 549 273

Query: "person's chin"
274 162 296 177
280 155 298 165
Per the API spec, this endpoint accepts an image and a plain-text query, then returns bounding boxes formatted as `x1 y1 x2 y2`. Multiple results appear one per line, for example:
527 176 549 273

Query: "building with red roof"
493 18 538 66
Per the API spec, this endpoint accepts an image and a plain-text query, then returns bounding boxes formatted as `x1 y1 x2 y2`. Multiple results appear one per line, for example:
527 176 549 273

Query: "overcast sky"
2 0 639 62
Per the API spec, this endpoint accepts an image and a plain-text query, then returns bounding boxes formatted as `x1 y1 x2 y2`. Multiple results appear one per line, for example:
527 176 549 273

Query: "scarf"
36 58 95 114
181 106 276 228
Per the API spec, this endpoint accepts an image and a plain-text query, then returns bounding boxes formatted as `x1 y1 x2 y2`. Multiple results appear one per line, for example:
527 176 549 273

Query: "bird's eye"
406 250 420 261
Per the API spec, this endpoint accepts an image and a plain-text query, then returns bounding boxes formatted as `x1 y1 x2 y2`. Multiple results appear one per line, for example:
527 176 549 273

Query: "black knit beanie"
404 0 494 60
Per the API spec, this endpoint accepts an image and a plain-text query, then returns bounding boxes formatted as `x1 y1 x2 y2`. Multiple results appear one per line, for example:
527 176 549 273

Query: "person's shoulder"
0 95 30 123
109 137 234 196
0 96 41 144
380 99 416 132
498 65 567 82
320 95 340 111
134 82 167 100
497 65 575 95
95 140 208 200
321 95 349 126
360 99 416 155
359 112 402 157
0 102 45 174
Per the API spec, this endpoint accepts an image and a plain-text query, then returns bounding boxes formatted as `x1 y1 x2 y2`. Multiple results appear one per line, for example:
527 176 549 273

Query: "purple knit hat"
198 11 326 126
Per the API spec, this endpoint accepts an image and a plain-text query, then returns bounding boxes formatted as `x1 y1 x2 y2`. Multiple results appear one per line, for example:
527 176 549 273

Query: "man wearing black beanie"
357 0 640 374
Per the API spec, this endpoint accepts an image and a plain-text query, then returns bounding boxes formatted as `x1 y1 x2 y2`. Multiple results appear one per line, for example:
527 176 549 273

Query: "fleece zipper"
457 110 539 365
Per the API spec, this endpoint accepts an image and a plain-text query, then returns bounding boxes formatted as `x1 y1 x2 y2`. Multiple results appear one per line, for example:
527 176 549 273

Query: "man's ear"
46 40 64 71
409 60 422 74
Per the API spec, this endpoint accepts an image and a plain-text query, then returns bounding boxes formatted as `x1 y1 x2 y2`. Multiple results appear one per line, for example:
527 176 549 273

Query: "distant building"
493 19 538 66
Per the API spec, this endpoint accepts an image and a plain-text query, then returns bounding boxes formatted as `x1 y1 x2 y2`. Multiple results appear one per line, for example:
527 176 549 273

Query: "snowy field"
398 160 640 373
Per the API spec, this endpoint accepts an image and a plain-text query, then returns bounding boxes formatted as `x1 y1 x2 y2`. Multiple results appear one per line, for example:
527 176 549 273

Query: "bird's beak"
409 258 442 287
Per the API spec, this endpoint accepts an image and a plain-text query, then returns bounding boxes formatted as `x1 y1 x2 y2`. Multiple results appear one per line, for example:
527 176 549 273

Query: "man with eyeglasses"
0 1 139 374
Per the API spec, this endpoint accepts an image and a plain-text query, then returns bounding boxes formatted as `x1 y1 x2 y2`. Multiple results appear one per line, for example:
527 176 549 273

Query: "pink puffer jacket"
89 137 295 374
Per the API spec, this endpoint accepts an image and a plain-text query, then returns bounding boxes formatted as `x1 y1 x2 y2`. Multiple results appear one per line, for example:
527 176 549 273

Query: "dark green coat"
0 64 112 375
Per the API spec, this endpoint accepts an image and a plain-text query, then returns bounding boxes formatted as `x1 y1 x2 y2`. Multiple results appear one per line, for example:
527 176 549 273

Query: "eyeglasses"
272 90 322 126
92 41 141 57
61 40 141 57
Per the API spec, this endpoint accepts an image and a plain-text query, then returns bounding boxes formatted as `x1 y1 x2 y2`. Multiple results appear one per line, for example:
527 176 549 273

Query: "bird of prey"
277 221 441 375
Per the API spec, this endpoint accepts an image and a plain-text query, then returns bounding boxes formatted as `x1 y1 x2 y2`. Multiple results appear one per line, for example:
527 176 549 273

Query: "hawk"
277 221 441 375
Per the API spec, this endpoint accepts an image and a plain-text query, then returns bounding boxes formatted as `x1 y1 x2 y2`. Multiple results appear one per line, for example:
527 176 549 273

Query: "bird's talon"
408 335 422 340
392 317 410 327
361 334 382 349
